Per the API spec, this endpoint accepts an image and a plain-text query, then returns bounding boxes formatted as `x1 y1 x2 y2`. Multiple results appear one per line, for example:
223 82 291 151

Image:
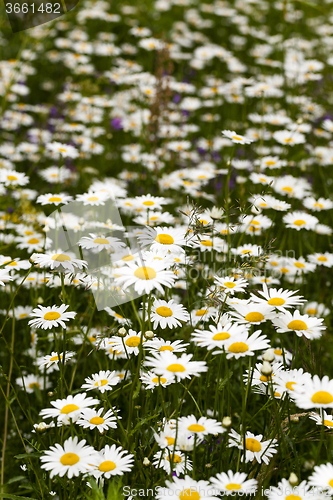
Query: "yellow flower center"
318 256 327 262
226 484 241 491
306 308 317 315
28 238 40 244
59 148 67 152
98 460 116 472
7 175 18 181
324 420 333 427
268 297 285 306
179 490 200 500
223 282 236 288
125 336 141 347
282 186 293 192
155 234 174 245
19 313 28 318
280 267 289 273
287 320 307 331
274 349 282 355
51 254 71 262
311 391 333 405
90 416 104 425
134 267 157 280
50 354 62 361
286 381 296 390
244 312 264 322
60 453 79 466
143 201 155 206
122 255 134 261
159 346 173 351
48 197 62 202
94 379 108 386
28 382 40 389
60 404 79 414
245 437 261 452
200 240 213 246
152 377 167 384
93 238 110 244
314 203 324 208
188 424 205 432
196 309 208 316
212 332 230 341
166 436 175 446
228 342 249 353
167 363 185 373
286 496 301 500
232 136 242 141
167 453 182 463
293 219 306 226
87 196 99 201
329 479 333 488
44 311 61 321
156 306 173 317
294 262 305 268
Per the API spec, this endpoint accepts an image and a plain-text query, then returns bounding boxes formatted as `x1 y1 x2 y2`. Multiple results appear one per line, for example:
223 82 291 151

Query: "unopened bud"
37 296 44 304
118 327 127 337
222 416 232 428
47 392 54 397
289 472 298 486
262 348 275 363
143 457 150 466
205 463 212 468
144 330 154 339
261 361 273 376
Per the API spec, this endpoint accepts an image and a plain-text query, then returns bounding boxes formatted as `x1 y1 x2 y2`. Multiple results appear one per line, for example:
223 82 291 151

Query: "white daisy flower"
153 449 192 475
178 415 225 436
144 338 188 354
222 130 253 144
40 436 98 478
140 370 175 390
46 141 79 158
16 373 51 393
149 299 190 329
76 191 110 206
144 351 208 381
137 226 187 254
250 283 305 311
78 233 126 253
283 211 319 231
114 256 176 295
28 304 76 330
77 407 119 433
228 429 278 464
40 393 99 424
266 479 315 500
229 301 276 325
191 320 249 351
31 250 87 272
37 193 73 206
37 351 75 372
292 375 333 409
309 410 333 429
210 470 258 496
272 310 325 339
81 370 120 393
308 463 333 493
214 275 248 295
223 330 270 359
89 444 134 479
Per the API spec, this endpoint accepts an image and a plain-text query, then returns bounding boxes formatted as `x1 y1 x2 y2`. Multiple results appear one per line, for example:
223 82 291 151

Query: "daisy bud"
303 460 314 471
261 361 273 376
262 348 275 363
289 472 298 486
222 416 232 428
143 457 150 466
47 392 54 397
290 415 299 422
29 253 38 263
206 463 212 468
144 330 154 339
34 422 48 434
37 297 44 304
118 327 127 337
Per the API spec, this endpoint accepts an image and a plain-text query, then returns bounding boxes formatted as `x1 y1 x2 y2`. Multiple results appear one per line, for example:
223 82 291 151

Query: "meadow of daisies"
3 0 333 498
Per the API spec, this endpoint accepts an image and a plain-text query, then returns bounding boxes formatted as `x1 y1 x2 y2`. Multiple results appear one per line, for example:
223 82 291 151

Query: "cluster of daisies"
2 0 333 497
